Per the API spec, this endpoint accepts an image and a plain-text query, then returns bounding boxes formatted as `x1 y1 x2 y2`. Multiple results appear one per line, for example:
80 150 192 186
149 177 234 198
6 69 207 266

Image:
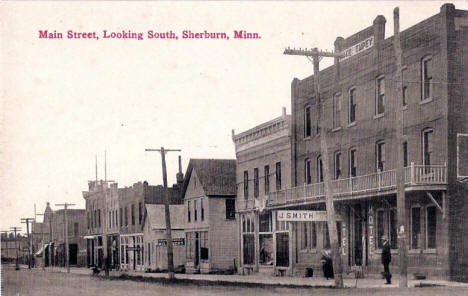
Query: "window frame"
226 199 236 220
264 165 270 194
275 162 282 190
348 87 357 124
317 156 323 183
410 204 421 250
375 75 385 115
333 93 342 129
334 151 342 179
422 128 434 166
243 170 249 199
349 148 357 177
376 140 386 172
304 105 312 138
254 168 259 198
305 158 312 184
421 55 433 101
425 205 437 250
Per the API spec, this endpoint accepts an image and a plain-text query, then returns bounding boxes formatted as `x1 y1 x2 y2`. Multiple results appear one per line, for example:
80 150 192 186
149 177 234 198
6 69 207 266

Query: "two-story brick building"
232 108 293 276
258 3 468 281
182 159 237 274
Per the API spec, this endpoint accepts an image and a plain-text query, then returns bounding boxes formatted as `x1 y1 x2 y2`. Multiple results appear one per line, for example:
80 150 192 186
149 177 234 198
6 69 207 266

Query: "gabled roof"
143 204 185 230
181 159 236 198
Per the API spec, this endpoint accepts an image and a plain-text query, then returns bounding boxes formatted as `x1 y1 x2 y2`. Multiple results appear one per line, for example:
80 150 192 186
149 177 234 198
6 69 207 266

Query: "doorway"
69 244 78 265
275 232 289 267
195 232 200 268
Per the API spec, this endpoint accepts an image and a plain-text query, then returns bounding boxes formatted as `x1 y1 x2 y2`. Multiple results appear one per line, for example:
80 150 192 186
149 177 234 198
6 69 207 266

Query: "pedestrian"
381 235 392 284
321 250 334 280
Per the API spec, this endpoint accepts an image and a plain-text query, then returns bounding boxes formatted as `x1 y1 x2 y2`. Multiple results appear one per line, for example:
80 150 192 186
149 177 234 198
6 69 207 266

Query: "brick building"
237 3 468 281
182 159 237 273
232 108 293 275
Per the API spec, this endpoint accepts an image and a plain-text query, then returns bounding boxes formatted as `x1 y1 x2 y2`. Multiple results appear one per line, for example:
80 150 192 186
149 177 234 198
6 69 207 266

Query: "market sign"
277 211 342 222
339 36 374 62
157 238 185 246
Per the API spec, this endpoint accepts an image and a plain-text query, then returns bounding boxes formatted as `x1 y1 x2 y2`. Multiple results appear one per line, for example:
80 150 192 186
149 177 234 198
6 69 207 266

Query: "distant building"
182 159 237 273
142 204 185 271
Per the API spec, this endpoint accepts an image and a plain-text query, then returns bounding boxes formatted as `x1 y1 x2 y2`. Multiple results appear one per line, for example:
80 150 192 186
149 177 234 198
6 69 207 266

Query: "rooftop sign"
339 36 374 62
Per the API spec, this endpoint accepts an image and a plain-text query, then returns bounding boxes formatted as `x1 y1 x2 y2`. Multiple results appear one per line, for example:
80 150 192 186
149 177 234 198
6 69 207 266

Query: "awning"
83 235 97 239
35 244 48 256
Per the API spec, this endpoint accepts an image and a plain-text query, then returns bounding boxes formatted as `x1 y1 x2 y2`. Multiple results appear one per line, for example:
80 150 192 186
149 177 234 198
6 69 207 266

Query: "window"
138 202 142 224
201 198 204 221
423 129 433 166
300 222 317 250
323 223 330 249
109 211 112 228
264 165 270 194
402 67 408 107
426 206 437 249
131 204 135 225
349 148 357 177
334 152 342 179
186 232 194 260
243 170 249 199
317 156 323 182
119 208 123 227
422 56 433 100
125 206 128 226
242 214 255 265
87 212 90 229
304 105 311 138
187 200 191 223
94 210 97 228
147 242 151 265
403 141 408 167
98 209 101 228
376 209 385 249
376 141 385 172
411 206 421 249
305 158 312 184
333 93 341 128
74 222 79 236
194 200 198 222
376 76 385 115
254 168 259 198
349 88 356 123
226 199 236 220
275 162 282 190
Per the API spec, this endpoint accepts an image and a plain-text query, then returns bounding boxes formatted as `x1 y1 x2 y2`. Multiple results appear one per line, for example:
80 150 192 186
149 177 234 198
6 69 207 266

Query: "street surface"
2 265 468 296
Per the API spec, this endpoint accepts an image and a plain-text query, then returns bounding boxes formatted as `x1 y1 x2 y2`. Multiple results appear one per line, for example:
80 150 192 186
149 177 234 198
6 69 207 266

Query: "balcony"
238 164 447 210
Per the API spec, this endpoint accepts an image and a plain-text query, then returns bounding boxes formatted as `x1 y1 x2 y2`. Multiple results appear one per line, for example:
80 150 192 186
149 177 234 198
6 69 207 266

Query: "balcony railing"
265 163 447 207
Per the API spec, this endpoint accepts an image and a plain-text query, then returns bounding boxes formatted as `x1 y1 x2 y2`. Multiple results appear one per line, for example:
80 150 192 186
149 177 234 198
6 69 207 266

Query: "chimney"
282 107 287 117
176 155 184 186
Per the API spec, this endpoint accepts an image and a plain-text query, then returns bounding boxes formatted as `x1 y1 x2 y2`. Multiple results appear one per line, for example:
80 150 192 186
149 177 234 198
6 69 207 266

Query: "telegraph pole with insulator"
20 218 35 269
284 47 344 288
10 226 22 270
145 147 181 280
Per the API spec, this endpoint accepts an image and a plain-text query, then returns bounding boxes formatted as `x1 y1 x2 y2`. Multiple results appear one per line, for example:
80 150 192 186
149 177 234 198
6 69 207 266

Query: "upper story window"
349 148 357 177
194 200 198 222
317 156 323 183
138 202 142 225
74 222 79 236
226 199 236 220
333 93 341 128
305 158 312 184
264 165 270 194
98 209 101 228
119 208 123 227
201 198 204 221
349 88 356 124
243 170 249 199
375 76 385 115
187 200 191 223
334 152 342 179
403 141 408 167
421 56 433 101
131 204 135 225
125 206 128 226
304 105 311 138
376 141 386 172
422 129 433 166
254 168 259 198
402 67 408 107
275 162 282 190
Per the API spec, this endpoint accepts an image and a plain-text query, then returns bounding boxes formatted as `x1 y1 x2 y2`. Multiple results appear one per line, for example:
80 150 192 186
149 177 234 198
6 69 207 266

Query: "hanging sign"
277 210 342 222
157 238 185 246
339 36 374 62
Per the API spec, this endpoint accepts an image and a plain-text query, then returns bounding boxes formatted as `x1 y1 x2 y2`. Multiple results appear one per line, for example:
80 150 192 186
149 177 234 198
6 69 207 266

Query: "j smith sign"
277 210 343 222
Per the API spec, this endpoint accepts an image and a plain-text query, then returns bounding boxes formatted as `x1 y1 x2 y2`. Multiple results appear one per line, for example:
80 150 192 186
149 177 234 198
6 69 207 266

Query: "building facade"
183 159 238 274
232 108 293 275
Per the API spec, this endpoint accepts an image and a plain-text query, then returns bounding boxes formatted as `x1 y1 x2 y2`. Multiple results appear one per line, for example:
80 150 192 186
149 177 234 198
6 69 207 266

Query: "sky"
0 1 464 233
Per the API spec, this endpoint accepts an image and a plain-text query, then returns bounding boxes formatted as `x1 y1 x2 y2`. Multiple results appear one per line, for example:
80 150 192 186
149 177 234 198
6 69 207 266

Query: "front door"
275 232 289 267
195 232 200 267
69 244 78 265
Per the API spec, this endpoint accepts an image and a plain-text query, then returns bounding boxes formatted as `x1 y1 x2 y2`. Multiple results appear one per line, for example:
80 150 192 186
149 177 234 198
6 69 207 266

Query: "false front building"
182 159 238 274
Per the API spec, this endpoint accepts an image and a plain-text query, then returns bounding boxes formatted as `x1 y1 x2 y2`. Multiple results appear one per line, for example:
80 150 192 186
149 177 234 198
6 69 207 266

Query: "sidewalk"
22 265 468 289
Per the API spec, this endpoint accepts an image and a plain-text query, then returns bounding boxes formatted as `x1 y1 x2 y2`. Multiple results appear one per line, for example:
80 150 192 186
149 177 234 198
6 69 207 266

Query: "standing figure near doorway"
381 235 391 284
321 250 334 280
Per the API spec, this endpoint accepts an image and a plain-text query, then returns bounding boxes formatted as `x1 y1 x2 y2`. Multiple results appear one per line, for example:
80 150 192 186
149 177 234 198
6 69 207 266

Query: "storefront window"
376 209 385 249
300 222 317 250
242 214 255 265
200 231 209 260
186 232 194 260
426 206 437 249
411 206 421 249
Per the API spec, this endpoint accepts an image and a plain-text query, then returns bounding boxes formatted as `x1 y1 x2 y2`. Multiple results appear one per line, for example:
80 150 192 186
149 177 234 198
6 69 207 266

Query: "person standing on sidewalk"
381 235 392 284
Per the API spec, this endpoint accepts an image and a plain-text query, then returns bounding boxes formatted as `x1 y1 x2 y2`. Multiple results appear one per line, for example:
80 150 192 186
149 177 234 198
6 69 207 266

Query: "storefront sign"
341 221 347 256
157 238 185 246
339 36 374 62
277 211 342 222
368 205 375 253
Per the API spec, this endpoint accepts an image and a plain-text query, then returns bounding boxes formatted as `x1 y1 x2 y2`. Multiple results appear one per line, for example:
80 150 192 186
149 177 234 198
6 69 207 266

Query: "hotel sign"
277 210 342 222
339 36 374 62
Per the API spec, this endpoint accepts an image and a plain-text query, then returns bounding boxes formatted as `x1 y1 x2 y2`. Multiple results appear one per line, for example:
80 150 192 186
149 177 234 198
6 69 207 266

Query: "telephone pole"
393 7 408 287
36 212 47 271
145 147 181 280
21 218 35 269
10 226 22 270
55 203 75 273
284 47 344 288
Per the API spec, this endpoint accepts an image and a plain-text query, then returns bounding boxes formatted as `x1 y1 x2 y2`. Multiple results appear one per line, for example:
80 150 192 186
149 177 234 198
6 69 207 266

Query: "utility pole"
393 7 408 288
145 147 181 280
55 203 75 273
36 212 47 271
21 218 35 269
284 47 344 288
10 226 22 270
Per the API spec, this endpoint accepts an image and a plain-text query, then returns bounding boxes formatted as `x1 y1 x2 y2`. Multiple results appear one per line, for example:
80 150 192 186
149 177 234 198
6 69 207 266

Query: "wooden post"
393 7 408 287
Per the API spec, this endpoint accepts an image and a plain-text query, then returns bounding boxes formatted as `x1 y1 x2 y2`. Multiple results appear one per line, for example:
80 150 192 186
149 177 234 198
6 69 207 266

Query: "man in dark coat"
381 235 392 284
